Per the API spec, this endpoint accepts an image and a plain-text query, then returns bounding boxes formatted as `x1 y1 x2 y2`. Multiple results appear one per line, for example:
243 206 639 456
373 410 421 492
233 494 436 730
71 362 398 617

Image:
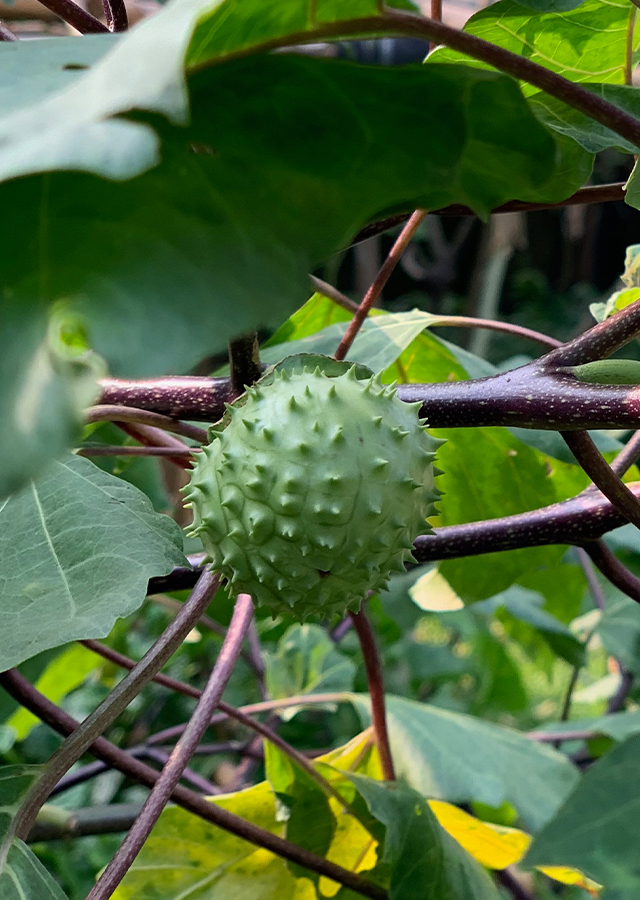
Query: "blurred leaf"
430 0 638 94
6 644 98 741
0 766 69 899
533 708 640 741
348 775 501 900
264 624 356 722
525 733 640 894
471 627 529 713
475 587 585 667
0 303 104 501
113 732 380 900
597 595 640 675
0 454 186 669
350 693 579 831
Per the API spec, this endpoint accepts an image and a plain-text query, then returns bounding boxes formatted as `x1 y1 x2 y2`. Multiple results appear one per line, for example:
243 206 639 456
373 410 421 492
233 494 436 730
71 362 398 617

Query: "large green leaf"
264 624 356 722
0 454 186 669
524 733 640 895
348 774 501 900
430 0 638 93
350 694 579 831
0 766 69 900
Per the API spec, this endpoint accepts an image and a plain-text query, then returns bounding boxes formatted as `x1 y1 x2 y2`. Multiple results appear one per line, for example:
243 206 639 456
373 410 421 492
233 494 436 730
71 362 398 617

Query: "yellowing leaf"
428 800 528 869
429 799 601 893
537 866 601 894
409 568 464 612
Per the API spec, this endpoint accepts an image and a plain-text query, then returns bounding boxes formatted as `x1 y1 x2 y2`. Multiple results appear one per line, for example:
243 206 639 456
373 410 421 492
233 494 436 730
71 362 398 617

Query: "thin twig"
101 0 127 31
497 868 537 900
575 547 607 611
10 571 220 845
334 209 427 361
581 541 640 604
0 670 387 900
145 596 262 677
77 445 199 458
87 594 255 899
422 314 561 350
561 432 640 530
86 405 208 443
349 608 395 781
610 431 640 478
310 276 359 313
35 0 108 32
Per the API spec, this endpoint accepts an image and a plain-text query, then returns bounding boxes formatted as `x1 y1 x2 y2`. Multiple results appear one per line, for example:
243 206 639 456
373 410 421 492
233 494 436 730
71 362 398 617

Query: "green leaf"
430 0 638 93
597 593 640 675
0 303 104 501
112 733 381 899
6 644 98 741
347 775 501 900
262 310 439 374
475 586 585 667
0 766 69 900
0 454 186 669
349 694 579 831
264 624 356 721
524 733 640 894
533 708 640 741
264 742 336 884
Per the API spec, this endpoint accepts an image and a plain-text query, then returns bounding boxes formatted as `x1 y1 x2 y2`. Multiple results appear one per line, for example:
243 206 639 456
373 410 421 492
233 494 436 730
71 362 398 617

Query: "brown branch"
334 210 427 361
350 608 395 781
86 404 208 443
87 594 255 899
35 0 108 32
562 431 640 530
581 540 640 604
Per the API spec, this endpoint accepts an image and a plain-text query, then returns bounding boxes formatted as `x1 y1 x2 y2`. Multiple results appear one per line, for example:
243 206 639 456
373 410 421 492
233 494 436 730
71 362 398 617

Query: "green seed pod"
184 366 441 620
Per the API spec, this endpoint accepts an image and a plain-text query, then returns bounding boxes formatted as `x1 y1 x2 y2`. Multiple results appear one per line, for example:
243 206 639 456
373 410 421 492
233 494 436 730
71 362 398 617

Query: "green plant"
6 1 640 899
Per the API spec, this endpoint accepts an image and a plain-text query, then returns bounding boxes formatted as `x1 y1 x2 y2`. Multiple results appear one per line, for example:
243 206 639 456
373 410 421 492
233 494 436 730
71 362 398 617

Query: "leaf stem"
77 445 199 457
349 609 395 781
101 0 127 31
86 405 208 443
10 570 220 845
86 593 255 899
334 210 427 361
0 671 387 900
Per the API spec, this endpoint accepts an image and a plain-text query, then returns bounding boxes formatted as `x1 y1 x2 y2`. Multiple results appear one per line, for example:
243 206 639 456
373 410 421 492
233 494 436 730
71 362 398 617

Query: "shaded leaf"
348 775 501 900
0 454 186 669
350 693 579 831
597 593 640 676
6 644 98 741
525 733 640 895
265 624 356 722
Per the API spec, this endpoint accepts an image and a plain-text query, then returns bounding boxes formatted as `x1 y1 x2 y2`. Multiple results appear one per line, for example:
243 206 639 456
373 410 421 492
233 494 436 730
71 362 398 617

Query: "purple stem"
349 608 395 782
12 571 220 843
581 541 640 604
35 0 108 32
86 405 208 443
86 594 255 899
100 0 127 31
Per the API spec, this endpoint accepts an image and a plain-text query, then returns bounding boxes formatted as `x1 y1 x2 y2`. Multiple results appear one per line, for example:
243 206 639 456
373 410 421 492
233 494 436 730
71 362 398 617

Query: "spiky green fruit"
184 366 441 620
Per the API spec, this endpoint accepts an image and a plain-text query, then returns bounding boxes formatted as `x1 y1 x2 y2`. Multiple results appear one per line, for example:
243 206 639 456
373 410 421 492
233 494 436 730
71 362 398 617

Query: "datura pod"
184 366 442 620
